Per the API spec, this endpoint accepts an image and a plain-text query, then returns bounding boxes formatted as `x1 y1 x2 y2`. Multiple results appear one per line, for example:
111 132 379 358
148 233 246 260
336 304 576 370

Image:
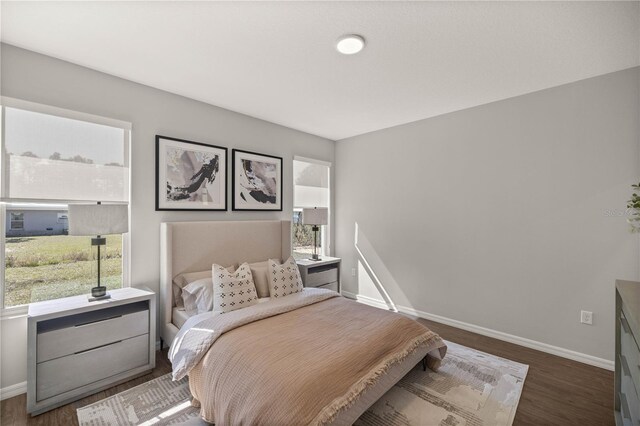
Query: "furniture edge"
26 289 156 415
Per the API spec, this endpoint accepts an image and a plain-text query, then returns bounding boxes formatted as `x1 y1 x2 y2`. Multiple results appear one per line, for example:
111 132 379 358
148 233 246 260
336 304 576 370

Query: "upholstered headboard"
159 220 292 345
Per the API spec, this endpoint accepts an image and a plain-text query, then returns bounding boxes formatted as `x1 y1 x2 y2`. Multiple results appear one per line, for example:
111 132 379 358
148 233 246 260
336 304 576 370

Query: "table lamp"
69 202 128 300
302 207 328 261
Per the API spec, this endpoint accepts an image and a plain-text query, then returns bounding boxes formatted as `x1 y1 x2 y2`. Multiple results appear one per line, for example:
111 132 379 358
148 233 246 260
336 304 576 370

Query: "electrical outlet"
351 268 356 277
580 310 593 325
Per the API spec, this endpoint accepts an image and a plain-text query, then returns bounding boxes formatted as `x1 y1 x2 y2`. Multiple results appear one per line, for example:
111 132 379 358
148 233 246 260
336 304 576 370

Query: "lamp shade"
68 204 129 236
302 207 328 226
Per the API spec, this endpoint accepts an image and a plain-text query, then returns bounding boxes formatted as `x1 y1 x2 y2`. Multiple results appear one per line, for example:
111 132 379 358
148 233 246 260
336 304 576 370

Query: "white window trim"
292 156 332 257
0 100 132 317
293 155 332 168
9 212 24 230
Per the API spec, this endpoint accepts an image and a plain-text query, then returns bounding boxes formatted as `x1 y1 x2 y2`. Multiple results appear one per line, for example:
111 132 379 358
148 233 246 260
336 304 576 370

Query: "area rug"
77 341 528 426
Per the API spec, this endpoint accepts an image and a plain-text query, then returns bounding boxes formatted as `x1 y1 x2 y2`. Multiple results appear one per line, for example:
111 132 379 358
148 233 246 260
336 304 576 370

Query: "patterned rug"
77 341 528 426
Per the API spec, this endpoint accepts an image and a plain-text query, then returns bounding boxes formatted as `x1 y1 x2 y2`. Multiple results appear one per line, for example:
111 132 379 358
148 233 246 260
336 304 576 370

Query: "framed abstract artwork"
232 149 283 211
155 135 227 211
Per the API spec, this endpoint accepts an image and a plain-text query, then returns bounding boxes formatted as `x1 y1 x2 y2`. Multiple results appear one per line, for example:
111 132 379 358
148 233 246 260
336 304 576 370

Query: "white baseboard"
342 291 614 371
342 291 392 310
1 381 26 400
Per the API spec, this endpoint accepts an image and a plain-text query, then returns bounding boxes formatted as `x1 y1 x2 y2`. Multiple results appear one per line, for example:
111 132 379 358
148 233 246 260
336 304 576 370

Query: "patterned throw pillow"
268 256 304 299
212 263 259 313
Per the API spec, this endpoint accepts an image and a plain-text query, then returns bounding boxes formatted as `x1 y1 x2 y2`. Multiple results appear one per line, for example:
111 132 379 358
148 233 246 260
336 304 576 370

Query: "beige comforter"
173 289 447 425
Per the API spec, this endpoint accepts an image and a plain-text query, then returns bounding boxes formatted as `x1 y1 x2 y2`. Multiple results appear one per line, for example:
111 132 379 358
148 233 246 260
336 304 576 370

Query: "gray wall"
0 44 335 389
335 67 640 362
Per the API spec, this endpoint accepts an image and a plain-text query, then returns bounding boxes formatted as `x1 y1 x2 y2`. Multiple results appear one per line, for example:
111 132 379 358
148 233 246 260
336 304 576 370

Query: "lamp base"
92 286 107 297
88 293 111 302
88 286 110 301
308 254 322 261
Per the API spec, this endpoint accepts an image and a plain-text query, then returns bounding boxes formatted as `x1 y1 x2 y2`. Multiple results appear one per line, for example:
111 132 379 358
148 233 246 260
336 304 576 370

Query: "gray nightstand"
296 256 341 293
27 287 156 415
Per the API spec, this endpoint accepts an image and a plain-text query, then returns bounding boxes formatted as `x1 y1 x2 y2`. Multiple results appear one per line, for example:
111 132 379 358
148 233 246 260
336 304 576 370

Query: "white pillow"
176 264 236 312
267 256 304 299
173 264 237 288
213 263 259 313
182 278 214 315
173 284 185 309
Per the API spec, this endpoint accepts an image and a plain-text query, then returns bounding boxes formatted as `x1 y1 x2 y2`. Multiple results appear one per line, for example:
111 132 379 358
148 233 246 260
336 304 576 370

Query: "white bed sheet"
172 297 271 329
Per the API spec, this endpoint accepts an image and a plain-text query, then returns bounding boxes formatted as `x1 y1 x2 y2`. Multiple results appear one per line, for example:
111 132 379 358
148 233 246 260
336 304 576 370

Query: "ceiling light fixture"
336 34 365 55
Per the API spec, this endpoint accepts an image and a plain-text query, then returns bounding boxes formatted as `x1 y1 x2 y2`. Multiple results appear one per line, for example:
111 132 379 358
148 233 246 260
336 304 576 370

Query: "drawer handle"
621 316 631 334
621 354 632 376
621 393 631 420
308 265 337 274
74 340 122 355
75 315 122 328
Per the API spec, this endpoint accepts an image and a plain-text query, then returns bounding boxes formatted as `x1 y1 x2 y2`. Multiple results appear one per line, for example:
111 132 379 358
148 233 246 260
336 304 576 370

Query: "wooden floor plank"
416 318 614 426
1 319 614 425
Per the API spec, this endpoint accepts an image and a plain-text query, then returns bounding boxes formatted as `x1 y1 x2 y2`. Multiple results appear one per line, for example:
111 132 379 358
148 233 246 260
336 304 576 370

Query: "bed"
160 220 447 425
159 220 292 346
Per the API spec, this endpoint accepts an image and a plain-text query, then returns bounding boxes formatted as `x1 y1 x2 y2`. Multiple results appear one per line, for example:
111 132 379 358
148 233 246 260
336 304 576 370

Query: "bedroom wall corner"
335 66 640 364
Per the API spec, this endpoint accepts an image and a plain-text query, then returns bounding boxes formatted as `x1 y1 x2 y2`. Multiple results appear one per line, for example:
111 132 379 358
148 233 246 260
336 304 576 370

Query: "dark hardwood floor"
417 318 614 426
1 320 614 425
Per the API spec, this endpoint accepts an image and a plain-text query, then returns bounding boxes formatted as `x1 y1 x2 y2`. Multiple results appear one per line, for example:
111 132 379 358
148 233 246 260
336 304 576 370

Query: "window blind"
293 159 329 208
2 106 130 203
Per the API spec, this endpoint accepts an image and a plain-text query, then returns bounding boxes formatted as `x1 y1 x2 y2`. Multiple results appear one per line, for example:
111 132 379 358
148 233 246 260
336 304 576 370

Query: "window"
1 100 131 308
9 212 24 230
292 157 330 259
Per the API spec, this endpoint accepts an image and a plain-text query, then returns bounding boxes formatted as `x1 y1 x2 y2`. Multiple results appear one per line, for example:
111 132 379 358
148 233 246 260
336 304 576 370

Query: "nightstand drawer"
622 311 640 397
621 391 634 426
37 308 149 363
622 365 640 425
36 334 149 401
305 266 338 287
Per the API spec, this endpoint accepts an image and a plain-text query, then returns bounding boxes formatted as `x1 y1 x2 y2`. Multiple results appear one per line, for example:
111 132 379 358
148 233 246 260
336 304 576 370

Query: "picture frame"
232 149 283 211
155 135 227 211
